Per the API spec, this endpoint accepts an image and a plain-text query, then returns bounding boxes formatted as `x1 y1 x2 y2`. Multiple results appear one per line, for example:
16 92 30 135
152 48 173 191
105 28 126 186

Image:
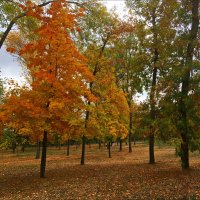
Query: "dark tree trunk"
108 142 111 158
149 131 155 164
179 92 190 169
80 135 86 165
35 140 40 159
12 141 16 153
66 139 70 156
179 0 199 169
21 144 25 152
129 111 133 153
180 136 189 169
40 130 48 178
81 108 89 165
149 64 157 164
119 139 122 152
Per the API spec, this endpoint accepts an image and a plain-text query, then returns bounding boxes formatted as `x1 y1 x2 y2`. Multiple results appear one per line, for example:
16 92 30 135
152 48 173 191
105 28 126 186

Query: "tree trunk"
149 65 157 164
66 139 70 156
35 140 40 159
40 130 48 178
149 131 155 164
80 135 86 165
108 142 111 158
180 137 189 169
129 111 132 153
12 141 16 153
119 139 122 152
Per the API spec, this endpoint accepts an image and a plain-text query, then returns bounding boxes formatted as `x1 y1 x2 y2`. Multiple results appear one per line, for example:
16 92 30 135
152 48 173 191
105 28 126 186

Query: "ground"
0 143 200 200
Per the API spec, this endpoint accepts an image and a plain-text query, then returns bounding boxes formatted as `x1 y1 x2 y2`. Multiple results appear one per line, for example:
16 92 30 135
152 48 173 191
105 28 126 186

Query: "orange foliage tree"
2 0 95 178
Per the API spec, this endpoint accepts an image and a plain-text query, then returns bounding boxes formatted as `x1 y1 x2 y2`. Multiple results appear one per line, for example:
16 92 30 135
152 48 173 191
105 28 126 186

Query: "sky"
0 1 126 83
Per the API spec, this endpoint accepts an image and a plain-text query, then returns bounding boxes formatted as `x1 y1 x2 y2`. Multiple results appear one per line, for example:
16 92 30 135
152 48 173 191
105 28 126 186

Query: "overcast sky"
0 1 126 83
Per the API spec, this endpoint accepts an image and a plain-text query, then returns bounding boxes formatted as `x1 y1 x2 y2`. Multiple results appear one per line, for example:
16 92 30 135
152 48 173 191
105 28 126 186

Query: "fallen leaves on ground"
0 143 200 200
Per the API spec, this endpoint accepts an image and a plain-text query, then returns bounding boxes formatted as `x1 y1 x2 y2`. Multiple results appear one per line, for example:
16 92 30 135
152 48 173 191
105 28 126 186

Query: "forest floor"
0 143 200 200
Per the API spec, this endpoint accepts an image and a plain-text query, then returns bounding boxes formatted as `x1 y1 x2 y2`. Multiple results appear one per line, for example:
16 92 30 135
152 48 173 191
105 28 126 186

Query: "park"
0 0 199 199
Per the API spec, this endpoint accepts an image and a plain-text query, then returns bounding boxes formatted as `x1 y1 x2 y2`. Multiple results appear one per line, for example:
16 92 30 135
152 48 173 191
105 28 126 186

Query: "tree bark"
179 0 199 169
80 135 86 165
119 139 122 152
81 107 89 165
129 111 132 153
40 130 48 178
12 141 16 153
35 140 40 159
66 139 70 156
108 142 111 158
149 64 157 164
149 129 155 164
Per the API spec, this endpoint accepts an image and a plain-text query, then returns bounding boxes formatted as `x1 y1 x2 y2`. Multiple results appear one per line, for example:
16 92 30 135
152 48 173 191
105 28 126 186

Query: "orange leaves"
26 2 43 20
19 43 34 56
2 0 95 139
19 3 26 11
6 47 16 53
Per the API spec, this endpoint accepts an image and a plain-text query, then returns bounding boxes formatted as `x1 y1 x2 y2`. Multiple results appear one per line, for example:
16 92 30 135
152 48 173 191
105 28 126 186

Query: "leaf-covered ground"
0 143 200 200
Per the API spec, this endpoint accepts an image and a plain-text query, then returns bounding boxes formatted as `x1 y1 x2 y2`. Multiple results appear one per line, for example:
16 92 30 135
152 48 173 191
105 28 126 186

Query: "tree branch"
0 0 83 49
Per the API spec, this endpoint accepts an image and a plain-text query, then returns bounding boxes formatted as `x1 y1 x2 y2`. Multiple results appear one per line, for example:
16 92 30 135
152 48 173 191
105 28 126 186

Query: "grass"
0 142 200 200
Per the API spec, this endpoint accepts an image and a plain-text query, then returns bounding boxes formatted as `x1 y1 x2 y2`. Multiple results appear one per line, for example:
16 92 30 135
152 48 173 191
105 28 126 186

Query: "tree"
112 23 143 153
176 0 199 169
125 0 180 164
3 0 95 177
154 0 199 169
76 1 128 164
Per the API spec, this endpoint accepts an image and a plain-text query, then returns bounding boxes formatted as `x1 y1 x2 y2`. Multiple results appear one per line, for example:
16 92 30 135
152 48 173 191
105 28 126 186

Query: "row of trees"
0 0 199 178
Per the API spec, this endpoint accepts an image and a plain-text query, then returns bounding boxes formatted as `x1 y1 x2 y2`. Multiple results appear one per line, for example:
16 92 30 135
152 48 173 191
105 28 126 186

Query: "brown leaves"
0 145 200 199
